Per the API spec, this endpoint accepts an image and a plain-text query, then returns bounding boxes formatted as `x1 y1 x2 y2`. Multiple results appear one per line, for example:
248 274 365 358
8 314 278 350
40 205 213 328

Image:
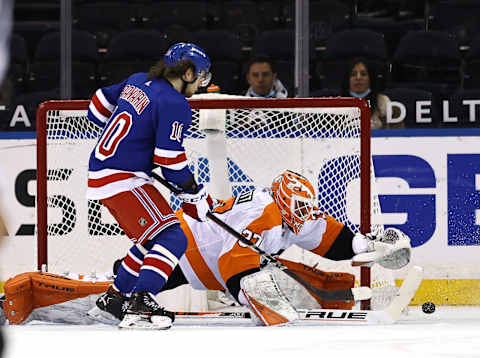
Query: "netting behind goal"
36 96 384 310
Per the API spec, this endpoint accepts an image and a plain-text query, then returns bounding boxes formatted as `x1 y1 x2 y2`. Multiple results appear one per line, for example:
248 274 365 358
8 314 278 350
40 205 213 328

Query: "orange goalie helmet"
271 170 315 235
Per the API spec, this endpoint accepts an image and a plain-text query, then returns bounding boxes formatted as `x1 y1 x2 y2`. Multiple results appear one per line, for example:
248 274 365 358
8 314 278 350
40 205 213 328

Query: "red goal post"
36 97 375 309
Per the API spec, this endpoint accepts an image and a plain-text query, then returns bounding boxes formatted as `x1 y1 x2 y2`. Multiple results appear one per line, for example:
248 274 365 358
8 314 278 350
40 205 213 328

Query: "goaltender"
2 171 411 327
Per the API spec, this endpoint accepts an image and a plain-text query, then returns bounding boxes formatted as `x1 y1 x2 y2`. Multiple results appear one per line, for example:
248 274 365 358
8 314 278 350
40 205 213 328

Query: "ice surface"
2 306 480 358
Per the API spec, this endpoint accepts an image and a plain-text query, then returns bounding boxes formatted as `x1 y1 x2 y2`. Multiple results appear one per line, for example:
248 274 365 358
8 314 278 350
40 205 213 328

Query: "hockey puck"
422 302 435 314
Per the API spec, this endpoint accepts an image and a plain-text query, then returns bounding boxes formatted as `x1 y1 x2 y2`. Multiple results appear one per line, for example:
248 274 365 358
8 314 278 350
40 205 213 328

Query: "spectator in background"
245 55 288 98
341 57 402 129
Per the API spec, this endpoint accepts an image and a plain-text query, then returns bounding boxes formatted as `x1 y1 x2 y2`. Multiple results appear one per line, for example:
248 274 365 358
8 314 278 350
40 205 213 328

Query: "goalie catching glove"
178 184 215 222
352 228 411 269
239 270 299 326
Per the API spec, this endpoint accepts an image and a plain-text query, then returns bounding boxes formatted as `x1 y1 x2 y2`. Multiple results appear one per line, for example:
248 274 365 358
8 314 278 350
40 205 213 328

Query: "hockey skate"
119 291 175 330
87 286 128 322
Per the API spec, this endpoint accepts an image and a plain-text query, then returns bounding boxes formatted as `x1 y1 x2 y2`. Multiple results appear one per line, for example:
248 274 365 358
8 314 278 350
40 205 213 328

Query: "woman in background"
341 57 402 129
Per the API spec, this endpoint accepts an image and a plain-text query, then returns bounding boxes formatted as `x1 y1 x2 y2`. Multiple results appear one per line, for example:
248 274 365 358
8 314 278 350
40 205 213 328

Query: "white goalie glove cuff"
239 270 299 326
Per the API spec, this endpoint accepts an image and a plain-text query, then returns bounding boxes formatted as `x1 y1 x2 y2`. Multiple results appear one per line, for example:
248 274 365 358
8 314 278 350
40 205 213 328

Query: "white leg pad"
240 270 299 326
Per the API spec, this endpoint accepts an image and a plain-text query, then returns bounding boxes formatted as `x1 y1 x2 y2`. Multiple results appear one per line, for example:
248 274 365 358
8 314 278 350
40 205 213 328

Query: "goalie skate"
119 291 175 330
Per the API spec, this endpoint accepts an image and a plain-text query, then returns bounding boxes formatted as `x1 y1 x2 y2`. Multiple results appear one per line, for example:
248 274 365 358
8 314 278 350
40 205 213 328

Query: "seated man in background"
245 55 288 98
2 171 411 327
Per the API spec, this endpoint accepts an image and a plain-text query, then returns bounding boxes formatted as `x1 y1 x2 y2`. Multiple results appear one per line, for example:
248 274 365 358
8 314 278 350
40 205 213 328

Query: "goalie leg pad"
2 272 34 324
240 270 299 326
3 272 111 324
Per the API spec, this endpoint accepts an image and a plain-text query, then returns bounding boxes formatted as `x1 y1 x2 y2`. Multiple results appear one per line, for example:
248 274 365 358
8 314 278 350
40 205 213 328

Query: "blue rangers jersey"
86 72 194 200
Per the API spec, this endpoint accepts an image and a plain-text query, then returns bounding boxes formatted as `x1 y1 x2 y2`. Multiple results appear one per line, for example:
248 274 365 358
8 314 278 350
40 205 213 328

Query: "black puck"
422 302 435 314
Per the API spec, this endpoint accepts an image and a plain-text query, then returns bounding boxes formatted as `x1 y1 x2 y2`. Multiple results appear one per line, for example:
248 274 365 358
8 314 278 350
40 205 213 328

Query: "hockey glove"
178 184 214 222
352 228 411 269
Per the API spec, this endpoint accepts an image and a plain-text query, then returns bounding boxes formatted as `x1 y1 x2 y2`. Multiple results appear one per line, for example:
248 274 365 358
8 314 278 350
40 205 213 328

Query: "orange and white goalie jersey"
176 188 344 291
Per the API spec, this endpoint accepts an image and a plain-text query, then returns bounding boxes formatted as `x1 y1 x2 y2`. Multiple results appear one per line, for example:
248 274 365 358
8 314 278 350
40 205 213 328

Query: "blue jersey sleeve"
152 98 194 186
87 79 127 128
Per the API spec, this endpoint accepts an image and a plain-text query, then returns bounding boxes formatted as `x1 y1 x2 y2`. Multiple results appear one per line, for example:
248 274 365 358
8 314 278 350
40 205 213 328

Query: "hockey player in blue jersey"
86 42 214 330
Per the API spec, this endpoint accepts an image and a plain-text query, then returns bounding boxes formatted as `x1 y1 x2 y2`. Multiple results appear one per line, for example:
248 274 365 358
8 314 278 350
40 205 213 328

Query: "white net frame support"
36 97 375 310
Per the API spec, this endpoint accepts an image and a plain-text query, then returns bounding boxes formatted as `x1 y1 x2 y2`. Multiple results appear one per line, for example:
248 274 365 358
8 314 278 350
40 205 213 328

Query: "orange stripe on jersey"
218 203 280 283
310 214 344 256
218 243 260 284
246 202 282 234
176 209 224 290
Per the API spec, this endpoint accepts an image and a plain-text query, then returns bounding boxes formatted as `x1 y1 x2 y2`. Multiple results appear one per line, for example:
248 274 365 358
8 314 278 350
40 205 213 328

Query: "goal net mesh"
38 97 390 310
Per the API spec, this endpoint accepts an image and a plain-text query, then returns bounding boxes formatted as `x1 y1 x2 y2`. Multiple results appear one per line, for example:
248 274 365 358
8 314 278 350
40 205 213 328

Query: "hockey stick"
173 265 423 324
152 172 370 303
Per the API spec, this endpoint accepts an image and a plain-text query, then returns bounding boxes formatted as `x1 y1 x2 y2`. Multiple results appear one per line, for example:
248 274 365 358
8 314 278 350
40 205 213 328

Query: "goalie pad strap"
3 272 110 324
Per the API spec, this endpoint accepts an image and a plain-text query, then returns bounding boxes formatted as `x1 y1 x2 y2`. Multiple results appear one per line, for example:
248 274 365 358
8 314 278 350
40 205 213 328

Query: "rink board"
2 131 480 305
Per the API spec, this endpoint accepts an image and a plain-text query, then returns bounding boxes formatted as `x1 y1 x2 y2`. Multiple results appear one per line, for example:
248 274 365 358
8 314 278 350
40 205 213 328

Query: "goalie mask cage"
37 97 379 310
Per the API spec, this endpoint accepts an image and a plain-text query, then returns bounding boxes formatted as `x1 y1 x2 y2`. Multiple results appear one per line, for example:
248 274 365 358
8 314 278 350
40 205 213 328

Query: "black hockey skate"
88 286 128 322
119 291 175 330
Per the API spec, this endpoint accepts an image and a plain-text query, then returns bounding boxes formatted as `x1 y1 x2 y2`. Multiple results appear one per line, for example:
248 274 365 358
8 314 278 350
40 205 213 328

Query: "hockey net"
36 96 389 311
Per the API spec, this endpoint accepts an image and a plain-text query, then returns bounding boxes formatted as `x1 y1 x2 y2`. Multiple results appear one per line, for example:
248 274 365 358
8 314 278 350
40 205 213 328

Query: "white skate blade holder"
119 314 172 330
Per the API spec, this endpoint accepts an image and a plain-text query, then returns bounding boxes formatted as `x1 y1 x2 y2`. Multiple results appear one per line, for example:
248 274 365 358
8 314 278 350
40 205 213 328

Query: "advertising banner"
1 132 480 296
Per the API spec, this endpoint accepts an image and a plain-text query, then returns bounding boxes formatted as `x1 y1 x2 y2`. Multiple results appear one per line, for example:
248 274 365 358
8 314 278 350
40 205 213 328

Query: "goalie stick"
152 172 370 303
174 265 423 324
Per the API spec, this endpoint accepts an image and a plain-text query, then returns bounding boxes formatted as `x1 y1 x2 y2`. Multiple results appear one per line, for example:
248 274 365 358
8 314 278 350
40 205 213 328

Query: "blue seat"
252 30 316 61
464 34 480 89
73 2 138 49
217 1 280 31
319 29 388 89
105 30 168 62
138 2 208 31
429 0 480 47
392 31 461 88
99 30 168 87
8 34 29 96
27 30 98 98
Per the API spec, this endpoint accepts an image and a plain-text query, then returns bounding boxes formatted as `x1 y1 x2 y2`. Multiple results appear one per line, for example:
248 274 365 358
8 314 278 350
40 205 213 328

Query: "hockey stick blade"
383 265 423 322
152 172 370 303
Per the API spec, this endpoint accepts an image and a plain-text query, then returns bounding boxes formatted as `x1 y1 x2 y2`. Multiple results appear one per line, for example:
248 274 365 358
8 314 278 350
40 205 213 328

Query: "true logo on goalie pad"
305 310 368 320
